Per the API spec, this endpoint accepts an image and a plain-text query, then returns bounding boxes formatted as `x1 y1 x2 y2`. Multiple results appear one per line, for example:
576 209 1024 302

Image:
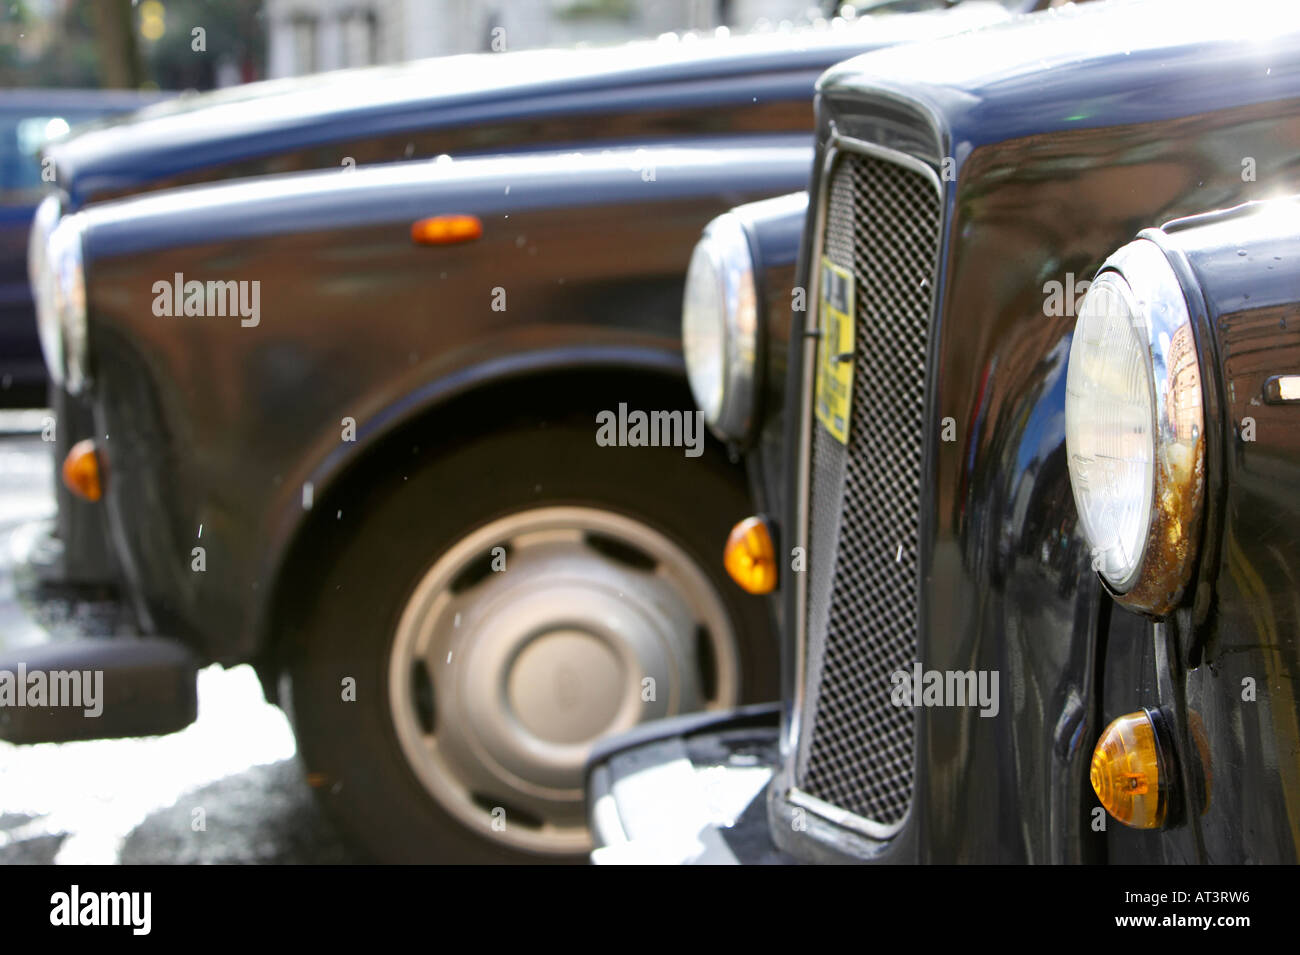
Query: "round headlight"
47 213 88 395
682 213 758 441
1065 272 1155 591
1065 239 1205 615
28 194 64 388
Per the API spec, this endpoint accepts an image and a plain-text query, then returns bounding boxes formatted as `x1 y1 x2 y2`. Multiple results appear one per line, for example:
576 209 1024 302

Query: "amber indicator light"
1091 709 1169 829
62 439 103 502
410 214 483 245
723 516 777 595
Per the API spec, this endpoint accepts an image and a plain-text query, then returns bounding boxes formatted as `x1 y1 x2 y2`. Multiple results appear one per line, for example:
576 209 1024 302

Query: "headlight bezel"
682 212 759 442
28 193 65 389
29 198 90 397
1065 238 1206 617
47 212 89 395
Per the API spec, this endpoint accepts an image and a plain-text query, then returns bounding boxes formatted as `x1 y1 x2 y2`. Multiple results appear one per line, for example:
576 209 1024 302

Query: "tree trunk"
90 0 143 88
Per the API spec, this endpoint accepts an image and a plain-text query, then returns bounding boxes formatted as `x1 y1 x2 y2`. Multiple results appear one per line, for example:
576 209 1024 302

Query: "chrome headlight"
28 194 64 387
30 203 89 395
1065 239 1205 616
682 213 758 441
49 214 89 394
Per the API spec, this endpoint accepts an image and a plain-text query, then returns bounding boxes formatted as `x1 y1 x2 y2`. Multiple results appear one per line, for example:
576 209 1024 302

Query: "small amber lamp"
723 516 777 595
62 439 103 502
410 214 483 246
1091 709 1169 829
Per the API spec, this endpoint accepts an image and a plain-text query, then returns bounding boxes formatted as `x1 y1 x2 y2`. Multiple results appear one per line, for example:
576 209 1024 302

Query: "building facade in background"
264 0 813 77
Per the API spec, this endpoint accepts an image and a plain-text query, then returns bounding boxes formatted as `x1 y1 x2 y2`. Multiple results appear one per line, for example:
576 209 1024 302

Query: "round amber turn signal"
1091 709 1168 829
62 439 102 502
723 516 777 595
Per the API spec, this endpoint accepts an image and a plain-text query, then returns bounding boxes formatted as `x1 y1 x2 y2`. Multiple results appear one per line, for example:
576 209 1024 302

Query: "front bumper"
584 702 793 864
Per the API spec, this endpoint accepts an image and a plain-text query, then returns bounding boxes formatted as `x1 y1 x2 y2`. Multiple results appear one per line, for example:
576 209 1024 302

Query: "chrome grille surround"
786 134 944 840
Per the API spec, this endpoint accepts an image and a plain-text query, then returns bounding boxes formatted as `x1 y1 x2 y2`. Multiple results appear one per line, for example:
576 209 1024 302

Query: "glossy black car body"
590 0 1300 863
35 4 1015 589
41 6 1016 666
22 5 1031 862
0 90 163 405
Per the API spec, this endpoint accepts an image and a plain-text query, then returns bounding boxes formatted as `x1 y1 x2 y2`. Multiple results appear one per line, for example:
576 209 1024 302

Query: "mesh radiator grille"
796 149 942 830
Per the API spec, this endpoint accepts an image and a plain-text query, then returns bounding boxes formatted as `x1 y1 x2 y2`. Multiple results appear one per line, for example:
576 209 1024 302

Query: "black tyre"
281 408 776 863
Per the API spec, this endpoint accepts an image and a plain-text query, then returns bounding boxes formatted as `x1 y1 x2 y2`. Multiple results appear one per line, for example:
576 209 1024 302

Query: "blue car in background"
0 89 165 406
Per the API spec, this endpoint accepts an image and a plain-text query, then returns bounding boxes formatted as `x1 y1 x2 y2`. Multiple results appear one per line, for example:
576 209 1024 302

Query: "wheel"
281 409 776 862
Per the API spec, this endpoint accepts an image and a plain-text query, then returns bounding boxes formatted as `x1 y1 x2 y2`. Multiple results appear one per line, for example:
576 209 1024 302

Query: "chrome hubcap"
387 505 739 855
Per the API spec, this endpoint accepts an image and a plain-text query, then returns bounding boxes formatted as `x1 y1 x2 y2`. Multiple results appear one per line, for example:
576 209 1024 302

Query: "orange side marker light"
1091 709 1169 829
724 516 778 595
410 214 483 246
62 439 102 502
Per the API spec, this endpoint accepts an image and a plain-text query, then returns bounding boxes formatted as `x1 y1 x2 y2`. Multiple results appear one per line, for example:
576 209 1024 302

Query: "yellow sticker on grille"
815 257 855 445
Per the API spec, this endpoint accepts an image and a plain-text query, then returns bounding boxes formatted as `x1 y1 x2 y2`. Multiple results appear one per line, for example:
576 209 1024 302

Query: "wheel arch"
251 344 730 699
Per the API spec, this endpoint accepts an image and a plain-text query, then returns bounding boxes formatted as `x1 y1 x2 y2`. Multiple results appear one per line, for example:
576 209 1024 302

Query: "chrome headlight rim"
28 193 64 388
1066 238 1206 616
47 211 89 395
682 212 759 442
